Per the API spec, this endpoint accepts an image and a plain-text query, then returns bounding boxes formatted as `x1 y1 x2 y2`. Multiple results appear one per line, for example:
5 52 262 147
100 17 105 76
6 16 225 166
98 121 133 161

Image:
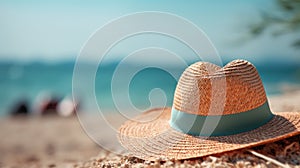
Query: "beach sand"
0 117 101 168
1 90 300 168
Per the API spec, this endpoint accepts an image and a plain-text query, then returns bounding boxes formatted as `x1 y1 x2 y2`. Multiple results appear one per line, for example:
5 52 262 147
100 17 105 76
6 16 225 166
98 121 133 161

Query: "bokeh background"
1 0 300 115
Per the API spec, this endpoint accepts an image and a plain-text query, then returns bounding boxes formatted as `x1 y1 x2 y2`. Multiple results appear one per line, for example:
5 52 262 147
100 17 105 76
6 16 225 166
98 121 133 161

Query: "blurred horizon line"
0 56 299 69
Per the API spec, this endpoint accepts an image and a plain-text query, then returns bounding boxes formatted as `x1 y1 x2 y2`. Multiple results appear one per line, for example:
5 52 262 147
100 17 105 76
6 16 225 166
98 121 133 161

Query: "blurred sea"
0 60 300 116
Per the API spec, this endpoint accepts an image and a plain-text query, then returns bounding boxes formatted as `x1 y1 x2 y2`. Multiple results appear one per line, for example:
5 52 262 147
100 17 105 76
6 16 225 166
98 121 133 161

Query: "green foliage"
250 0 300 48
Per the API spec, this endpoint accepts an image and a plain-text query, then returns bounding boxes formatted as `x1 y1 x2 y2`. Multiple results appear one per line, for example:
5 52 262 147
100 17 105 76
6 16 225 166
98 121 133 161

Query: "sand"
0 116 101 168
0 90 300 168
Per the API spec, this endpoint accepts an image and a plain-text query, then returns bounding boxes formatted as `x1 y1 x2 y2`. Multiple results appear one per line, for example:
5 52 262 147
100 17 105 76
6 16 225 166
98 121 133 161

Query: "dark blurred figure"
10 99 29 116
39 97 60 115
13 93 80 117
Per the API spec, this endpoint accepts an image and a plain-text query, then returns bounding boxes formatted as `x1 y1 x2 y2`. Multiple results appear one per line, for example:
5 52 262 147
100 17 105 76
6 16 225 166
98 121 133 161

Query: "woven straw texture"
118 108 300 160
118 59 300 160
174 59 266 115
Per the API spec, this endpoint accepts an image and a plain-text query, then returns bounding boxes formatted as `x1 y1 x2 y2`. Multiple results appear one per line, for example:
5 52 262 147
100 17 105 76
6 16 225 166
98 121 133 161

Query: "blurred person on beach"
33 92 61 116
9 99 29 116
57 96 79 117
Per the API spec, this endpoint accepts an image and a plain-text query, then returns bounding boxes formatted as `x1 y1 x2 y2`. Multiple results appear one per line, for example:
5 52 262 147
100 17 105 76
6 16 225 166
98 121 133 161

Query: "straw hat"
118 59 300 160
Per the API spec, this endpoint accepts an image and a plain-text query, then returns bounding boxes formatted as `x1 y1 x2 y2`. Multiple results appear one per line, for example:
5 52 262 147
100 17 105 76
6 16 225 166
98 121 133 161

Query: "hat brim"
118 107 300 160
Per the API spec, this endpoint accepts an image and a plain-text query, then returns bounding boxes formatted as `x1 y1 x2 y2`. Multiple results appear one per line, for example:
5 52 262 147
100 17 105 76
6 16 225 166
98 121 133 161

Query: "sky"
0 0 300 64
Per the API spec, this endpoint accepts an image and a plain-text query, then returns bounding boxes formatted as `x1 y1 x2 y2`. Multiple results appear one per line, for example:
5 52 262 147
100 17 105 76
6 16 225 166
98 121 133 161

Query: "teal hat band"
169 101 274 136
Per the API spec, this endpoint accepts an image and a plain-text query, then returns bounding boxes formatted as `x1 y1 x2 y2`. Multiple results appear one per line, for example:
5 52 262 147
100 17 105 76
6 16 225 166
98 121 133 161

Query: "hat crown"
173 59 267 115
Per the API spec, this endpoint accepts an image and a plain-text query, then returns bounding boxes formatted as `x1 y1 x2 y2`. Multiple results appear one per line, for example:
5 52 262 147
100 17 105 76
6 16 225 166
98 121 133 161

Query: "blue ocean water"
0 61 299 116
